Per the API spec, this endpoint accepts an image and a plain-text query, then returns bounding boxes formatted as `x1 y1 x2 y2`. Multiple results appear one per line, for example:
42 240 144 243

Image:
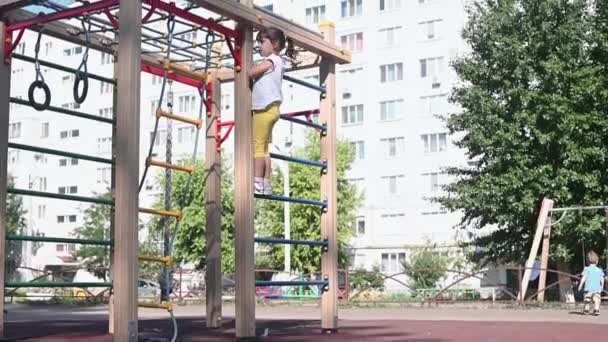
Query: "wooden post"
537 214 552 302
113 1 141 341
519 197 553 301
109 54 118 335
234 0 255 338
319 22 338 333
205 73 222 328
0 21 11 338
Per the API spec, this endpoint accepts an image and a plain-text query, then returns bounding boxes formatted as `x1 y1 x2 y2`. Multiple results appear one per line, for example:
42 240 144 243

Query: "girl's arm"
248 59 274 79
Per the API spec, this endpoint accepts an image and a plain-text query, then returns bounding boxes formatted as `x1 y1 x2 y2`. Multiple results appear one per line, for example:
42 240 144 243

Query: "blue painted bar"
255 237 328 248
254 193 326 208
255 280 329 287
283 74 326 93
280 115 327 132
269 153 326 169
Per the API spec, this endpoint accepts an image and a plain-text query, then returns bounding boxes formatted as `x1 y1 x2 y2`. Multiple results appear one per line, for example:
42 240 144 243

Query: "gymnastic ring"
28 80 51 111
73 72 89 104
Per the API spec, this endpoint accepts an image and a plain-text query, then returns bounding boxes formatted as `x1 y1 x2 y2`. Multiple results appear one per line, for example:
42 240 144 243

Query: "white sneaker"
263 179 273 195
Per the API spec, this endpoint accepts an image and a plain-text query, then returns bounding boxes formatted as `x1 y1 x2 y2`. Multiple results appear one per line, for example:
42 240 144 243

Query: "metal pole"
284 158 290 273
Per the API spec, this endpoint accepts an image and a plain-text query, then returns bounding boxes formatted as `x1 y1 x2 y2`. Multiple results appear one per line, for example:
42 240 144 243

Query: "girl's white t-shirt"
252 53 284 110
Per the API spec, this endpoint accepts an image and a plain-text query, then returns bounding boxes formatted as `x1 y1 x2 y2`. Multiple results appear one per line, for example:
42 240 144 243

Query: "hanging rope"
27 29 51 111
73 17 91 104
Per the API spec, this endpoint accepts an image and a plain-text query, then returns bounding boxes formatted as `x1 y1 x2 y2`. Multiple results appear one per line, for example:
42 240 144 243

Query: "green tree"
72 193 112 281
403 245 451 289
438 0 607 271
6 176 27 281
148 158 236 273
256 132 363 274
349 266 385 292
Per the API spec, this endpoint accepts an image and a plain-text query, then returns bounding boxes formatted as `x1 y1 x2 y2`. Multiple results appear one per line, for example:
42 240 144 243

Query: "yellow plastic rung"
138 255 172 266
163 58 207 82
138 301 173 311
156 108 202 129
139 207 182 219
146 158 194 174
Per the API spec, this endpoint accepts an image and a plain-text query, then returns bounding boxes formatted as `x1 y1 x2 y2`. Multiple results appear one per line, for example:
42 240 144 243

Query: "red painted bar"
141 63 203 90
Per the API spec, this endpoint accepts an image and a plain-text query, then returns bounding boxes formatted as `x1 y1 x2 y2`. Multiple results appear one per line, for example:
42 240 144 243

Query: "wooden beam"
233 0 255 338
519 197 553 301
108 54 119 335
537 214 552 302
0 21 11 338
187 0 351 64
319 22 338 332
205 71 222 328
113 0 141 341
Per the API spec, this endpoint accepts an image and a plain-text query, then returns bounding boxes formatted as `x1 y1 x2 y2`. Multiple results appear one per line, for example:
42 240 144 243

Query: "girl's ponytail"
285 37 298 64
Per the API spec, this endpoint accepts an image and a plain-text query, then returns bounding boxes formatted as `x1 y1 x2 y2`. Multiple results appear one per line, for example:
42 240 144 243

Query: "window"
221 94 231 111
150 99 161 115
37 205 46 219
340 32 363 52
68 244 76 252
341 0 363 18
350 141 365 160
68 215 77 223
341 104 364 125
99 107 113 119
63 46 82 57
70 158 78 165
8 150 19 163
151 75 162 85
420 19 443 40
145 178 154 191
420 57 445 79
62 75 75 85
60 129 79 139
379 26 402 47
100 82 113 94
57 215 65 223
380 63 403 82
101 52 114 65
305 5 326 25
98 167 111 184
418 0 436 4
422 172 444 192
9 122 21 138
61 102 80 110
16 42 25 54
262 4 274 11
97 137 112 154
380 0 401 11
58 187 66 194
44 42 53 56
380 99 404 121
353 216 365 235
178 126 195 143
339 67 364 75
381 137 405 158
180 31 198 43
71 129 79 137
178 95 197 113
69 186 77 194
421 133 448 153
41 122 49 138
151 130 167 147
419 94 448 115
382 174 404 195
56 244 65 252
37 177 47 191
59 159 67 167
381 252 406 273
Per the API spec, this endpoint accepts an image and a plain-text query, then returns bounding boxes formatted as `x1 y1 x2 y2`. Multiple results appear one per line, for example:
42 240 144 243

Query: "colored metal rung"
139 207 182 219
138 255 172 266
156 108 202 128
254 193 327 208
8 143 114 165
255 280 329 287
12 53 115 84
270 153 326 169
10 97 114 124
5 281 112 288
280 115 327 132
255 237 328 248
138 302 173 311
163 58 207 82
7 188 114 205
283 74 326 93
146 158 194 174
7 235 113 246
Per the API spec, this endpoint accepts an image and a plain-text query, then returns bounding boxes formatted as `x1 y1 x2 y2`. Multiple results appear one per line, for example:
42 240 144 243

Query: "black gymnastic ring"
28 80 51 111
73 72 89 104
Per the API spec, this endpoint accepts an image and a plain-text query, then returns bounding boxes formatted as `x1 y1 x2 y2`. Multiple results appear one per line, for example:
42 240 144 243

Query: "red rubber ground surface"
4 317 605 341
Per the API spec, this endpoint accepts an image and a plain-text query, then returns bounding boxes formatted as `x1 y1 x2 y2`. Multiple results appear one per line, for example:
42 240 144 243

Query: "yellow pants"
252 103 280 159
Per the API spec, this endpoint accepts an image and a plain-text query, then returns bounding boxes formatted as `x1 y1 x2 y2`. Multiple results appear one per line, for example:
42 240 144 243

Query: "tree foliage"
6 176 26 281
349 266 385 292
438 0 608 270
255 132 363 273
403 245 451 289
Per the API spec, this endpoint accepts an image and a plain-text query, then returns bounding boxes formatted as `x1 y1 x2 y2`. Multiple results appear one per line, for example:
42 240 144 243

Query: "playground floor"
3 304 606 341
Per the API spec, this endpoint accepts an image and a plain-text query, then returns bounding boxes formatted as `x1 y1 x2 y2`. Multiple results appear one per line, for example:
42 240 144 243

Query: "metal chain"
76 17 91 77
34 30 45 83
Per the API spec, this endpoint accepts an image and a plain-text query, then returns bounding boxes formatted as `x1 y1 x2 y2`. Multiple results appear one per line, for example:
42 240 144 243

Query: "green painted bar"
8 143 114 164
9 97 115 124
7 188 114 205
5 282 112 288
7 235 113 246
